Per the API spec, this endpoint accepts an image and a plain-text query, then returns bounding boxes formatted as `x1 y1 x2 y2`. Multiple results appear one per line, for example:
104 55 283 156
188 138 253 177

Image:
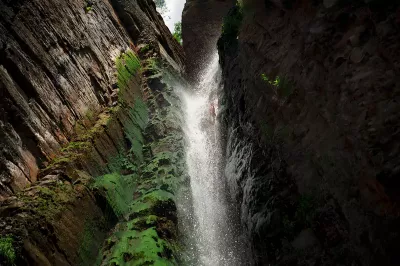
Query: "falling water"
179 54 243 265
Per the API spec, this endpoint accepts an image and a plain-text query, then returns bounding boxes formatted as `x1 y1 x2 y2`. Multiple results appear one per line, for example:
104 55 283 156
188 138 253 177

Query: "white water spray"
180 54 242 265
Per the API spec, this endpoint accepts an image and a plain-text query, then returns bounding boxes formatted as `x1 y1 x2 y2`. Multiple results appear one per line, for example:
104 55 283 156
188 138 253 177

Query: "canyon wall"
182 0 235 82
0 0 129 199
0 0 187 265
218 0 400 265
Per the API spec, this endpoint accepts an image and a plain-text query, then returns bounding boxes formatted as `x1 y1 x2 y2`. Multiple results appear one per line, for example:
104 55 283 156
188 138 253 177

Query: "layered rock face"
0 0 184 200
109 0 185 71
182 0 235 82
218 0 400 265
0 0 130 199
0 0 187 265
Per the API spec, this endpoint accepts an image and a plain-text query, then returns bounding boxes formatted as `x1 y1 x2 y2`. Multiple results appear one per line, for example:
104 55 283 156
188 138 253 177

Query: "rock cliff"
0 0 187 265
217 0 400 265
182 0 235 83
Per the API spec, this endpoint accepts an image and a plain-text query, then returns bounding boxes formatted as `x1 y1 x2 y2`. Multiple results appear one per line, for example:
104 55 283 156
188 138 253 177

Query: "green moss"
261 74 294 99
46 109 116 170
144 58 159 72
0 236 16 266
18 183 75 220
140 44 151 54
92 173 138 219
122 98 149 162
78 218 110 266
172 22 182 44
85 6 93 13
116 51 141 93
61 141 91 153
129 190 175 219
102 227 176 266
97 81 185 265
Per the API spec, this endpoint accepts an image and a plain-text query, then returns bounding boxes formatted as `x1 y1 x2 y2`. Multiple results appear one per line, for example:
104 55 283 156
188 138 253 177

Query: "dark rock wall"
218 0 400 265
182 0 235 83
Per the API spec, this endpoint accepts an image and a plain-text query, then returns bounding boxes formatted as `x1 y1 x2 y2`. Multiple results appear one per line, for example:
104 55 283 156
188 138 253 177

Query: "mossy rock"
92 173 138 219
100 227 177 266
129 190 176 221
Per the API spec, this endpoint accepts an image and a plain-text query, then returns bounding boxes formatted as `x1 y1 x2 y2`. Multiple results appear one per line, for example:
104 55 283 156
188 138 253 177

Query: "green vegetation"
92 173 137 219
79 218 109 266
0 236 16 265
102 225 176 266
261 74 294 98
46 108 116 170
98 82 186 264
18 183 75 220
116 50 141 92
144 58 159 72
173 22 182 44
85 1 93 13
140 44 151 54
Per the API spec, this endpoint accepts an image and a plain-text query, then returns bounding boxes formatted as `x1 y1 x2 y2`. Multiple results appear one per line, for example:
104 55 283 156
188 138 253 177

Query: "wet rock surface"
218 0 400 265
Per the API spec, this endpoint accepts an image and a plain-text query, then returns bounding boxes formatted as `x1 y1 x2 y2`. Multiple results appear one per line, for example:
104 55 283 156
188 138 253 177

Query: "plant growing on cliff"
261 74 294 99
0 235 16 265
140 44 151 54
116 51 141 94
173 22 182 44
84 0 94 13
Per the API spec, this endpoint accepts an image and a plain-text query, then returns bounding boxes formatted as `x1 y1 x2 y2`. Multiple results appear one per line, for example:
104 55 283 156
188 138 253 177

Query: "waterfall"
179 54 243 265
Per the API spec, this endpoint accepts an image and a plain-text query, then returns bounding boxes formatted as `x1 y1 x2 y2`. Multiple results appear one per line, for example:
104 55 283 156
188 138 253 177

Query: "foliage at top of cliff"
173 22 182 44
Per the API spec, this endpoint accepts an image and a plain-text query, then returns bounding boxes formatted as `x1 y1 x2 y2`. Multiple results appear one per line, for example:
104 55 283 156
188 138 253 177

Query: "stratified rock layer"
0 0 129 198
0 0 186 265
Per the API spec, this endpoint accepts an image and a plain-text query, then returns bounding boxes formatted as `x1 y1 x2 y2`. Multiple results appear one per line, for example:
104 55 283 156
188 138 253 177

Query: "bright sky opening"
163 0 185 31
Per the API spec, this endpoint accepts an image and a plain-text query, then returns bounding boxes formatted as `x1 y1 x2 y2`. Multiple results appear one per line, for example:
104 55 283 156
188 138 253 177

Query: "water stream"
179 54 243 265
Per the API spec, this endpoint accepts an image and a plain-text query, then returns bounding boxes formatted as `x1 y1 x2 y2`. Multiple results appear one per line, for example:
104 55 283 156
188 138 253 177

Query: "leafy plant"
0 236 16 265
172 22 182 44
144 58 159 72
140 44 151 54
261 74 294 98
84 1 93 13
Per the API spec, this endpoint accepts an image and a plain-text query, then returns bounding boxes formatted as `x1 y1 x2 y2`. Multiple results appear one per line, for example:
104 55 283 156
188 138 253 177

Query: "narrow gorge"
1 0 400 265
